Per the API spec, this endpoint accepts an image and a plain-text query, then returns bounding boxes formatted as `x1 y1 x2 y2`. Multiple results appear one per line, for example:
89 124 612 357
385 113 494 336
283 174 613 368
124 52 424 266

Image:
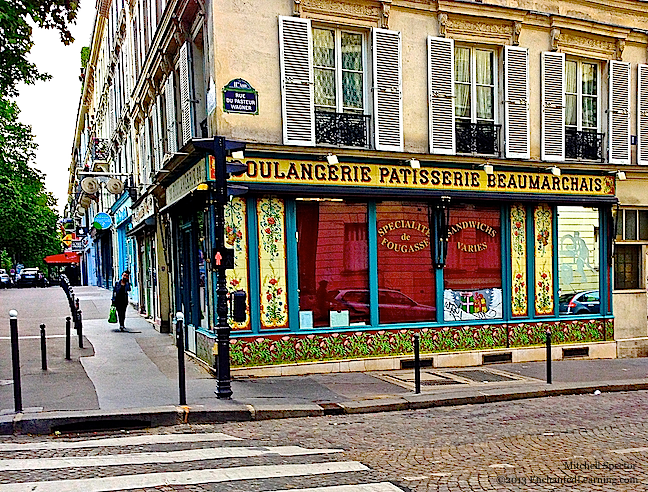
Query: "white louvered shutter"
541 52 565 162
638 64 648 165
373 28 403 152
609 60 631 165
151 102 160 173
279 16 314 146
504 46 530 159
428 36 454 155
165 74 178 154
156 94 165 166
144 117 152 183
138 128 146 185
179 41 194 146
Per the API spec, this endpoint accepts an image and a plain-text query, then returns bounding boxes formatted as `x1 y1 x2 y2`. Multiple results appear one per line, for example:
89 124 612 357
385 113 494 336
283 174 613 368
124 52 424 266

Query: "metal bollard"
546 329 552 385
9 310 22 412
413 333 421 394
65 316 71 360
77 310 83 349
176 313 187 405
40 324 47 371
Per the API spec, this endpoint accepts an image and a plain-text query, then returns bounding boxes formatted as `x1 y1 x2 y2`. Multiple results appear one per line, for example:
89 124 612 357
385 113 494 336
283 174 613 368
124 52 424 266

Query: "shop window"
616 209 648 241
614 244 640 290
297 199 369 328
376 202 435 324
444 204 502 321
557 206 599 315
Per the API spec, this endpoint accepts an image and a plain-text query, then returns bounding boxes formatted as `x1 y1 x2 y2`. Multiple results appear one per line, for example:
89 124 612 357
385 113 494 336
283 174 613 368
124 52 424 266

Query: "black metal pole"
77 310 83 349
413 333 421 394
176 313 187 405
40 324 47 371
546 329 552 384
9 310 22 412
65 316 71 360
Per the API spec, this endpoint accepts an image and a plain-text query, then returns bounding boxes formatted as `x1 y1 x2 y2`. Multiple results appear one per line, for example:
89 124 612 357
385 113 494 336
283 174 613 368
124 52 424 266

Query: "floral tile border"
229 318 611 367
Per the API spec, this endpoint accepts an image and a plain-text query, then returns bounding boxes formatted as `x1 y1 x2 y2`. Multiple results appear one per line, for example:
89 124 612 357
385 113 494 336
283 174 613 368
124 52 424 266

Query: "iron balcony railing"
315 111 371 148
455 121 501 156
91 138 109 161
565 128 604 161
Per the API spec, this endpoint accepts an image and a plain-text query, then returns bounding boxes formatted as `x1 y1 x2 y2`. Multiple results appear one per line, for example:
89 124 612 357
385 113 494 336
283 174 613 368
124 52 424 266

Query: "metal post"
213 185 232 399
40 324 47 371
77 310 83 349
9 310 22 412
413 333 421 394
175 313 187 405
546 329 552 384
65 316 71 360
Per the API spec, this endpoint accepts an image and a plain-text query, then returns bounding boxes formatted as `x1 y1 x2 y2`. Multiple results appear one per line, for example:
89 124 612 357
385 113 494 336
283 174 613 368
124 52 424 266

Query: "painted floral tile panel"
225 197 250 330
511 204 527 316
534 204 554 316
257 197 289 329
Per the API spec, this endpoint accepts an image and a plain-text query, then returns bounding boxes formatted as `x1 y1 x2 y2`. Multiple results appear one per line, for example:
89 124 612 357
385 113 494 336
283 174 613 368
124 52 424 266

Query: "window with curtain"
565 60 599 132
454 46 497 154
313 28 365 114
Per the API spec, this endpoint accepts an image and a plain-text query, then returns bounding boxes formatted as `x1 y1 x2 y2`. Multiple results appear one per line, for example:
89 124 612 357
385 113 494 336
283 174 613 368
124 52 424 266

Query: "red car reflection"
333 289 436 324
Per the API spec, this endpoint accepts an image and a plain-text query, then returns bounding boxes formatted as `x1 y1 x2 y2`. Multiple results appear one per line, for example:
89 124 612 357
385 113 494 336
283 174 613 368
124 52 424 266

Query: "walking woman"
112 270 131 331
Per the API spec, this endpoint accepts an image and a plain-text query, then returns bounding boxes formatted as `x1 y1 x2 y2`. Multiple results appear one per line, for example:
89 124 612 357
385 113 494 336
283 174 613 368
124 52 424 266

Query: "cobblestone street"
1 390 647 490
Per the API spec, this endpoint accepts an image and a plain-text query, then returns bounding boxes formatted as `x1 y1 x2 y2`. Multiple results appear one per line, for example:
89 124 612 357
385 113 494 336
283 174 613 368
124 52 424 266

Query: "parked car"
0 269 11 288
558 290 600 315
333 288 436 323
16 268 48 288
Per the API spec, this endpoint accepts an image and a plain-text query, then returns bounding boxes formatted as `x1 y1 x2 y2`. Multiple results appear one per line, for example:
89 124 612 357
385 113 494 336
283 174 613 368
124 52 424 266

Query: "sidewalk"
1 286 648 435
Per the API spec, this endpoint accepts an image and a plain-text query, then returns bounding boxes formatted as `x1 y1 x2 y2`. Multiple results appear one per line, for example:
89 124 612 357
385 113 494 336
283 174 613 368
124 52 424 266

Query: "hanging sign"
93 212 112 231
222 79 258 115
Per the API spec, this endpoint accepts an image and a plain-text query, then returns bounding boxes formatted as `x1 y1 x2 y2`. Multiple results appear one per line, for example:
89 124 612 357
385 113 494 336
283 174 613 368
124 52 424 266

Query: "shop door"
179 224 200 351
144 239 152 317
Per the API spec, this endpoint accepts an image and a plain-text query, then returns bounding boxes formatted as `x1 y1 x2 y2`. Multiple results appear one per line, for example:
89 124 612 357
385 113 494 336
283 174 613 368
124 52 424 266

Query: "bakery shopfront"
200 153 616 370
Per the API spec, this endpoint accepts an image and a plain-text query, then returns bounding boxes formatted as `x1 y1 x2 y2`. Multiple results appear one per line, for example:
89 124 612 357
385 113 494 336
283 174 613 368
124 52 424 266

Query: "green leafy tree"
0 0 79 97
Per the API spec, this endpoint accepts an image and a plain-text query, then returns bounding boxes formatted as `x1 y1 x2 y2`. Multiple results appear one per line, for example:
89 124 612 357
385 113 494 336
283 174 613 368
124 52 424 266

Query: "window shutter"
156 94 165 166
638 64 648 165
541 51 565 162
165 74 177 154
151 102 160 173
179 41 194 146
138 128 146 185
428 36 455 155
144 117 152 183
373 28 403 152
504 46 530 159
609 60 630 165
279 16 315 146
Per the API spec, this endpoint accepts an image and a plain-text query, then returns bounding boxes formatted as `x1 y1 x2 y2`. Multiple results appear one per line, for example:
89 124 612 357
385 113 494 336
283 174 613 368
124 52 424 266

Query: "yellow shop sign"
231 159 615 196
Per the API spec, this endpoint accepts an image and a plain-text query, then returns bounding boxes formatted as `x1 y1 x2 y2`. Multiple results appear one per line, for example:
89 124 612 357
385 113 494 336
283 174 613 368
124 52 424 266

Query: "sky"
15 3 97 215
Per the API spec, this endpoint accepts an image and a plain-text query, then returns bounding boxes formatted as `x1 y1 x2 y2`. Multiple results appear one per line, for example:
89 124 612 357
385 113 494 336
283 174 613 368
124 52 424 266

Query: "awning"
44 252 80 265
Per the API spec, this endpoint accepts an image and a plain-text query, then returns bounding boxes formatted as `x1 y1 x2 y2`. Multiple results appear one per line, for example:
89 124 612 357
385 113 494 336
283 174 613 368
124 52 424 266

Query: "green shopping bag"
108 306 118 324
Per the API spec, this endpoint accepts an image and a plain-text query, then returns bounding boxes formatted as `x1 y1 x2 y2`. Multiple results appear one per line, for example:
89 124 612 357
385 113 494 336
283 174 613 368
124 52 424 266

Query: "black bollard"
77 310 83 349
40 324 47 371
65 316 71 360
9 310 22 412
176 313 187 405
546 329 552 384
413 333 421 394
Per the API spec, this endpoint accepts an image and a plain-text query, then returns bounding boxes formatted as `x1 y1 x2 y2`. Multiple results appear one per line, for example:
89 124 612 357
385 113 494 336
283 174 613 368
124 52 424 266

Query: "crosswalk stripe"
0 433 241 452
0 445 343 471
269 483 404 492
612 447 648 454
0 461 368 492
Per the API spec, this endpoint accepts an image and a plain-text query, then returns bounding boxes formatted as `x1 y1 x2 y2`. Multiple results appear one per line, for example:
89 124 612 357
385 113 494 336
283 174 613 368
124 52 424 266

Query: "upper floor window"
313 27 370 148
565 60 602 161
454 46 499 156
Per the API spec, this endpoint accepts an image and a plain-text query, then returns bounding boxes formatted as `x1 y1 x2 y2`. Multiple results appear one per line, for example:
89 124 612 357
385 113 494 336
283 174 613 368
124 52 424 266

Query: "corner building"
72 0 648 372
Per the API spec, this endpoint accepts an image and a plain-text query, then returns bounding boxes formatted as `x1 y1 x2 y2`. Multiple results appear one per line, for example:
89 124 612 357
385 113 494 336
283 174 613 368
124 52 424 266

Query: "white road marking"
489 463 515 468
0 461 368 492
270 483 404 492
0 432 241 452
0 335 66 340
0 445 343 471
612 447 648 454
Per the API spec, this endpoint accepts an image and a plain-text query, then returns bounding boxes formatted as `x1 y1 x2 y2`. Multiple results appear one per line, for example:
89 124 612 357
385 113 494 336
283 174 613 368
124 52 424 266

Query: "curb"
2 380 647 435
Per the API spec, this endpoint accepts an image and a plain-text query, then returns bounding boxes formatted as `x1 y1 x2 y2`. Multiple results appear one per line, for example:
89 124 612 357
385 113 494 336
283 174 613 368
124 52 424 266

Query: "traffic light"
231 290 247 323
194 136 248 203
